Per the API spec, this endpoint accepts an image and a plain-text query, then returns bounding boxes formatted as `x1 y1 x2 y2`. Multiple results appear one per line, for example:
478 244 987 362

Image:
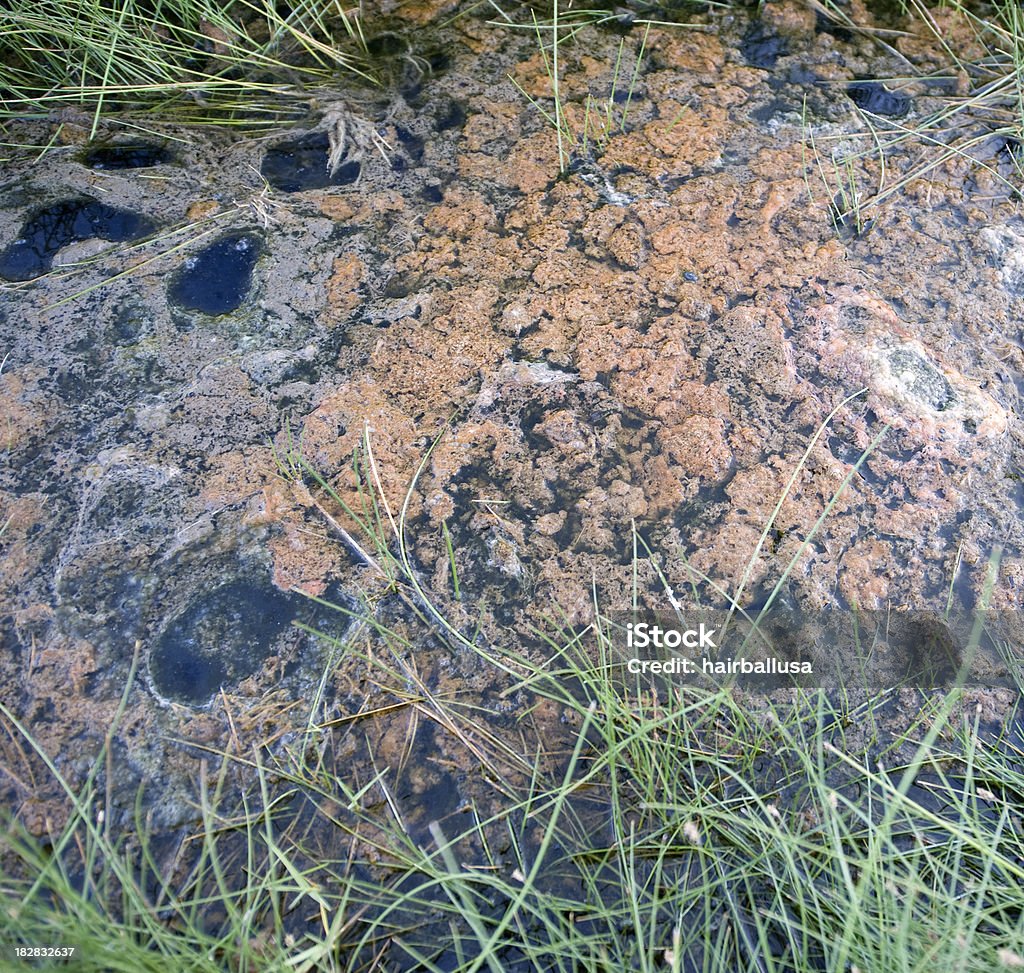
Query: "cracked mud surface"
1 0 1022 836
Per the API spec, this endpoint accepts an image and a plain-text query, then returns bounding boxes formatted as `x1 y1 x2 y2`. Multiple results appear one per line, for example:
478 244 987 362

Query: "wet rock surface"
0 0 1022 836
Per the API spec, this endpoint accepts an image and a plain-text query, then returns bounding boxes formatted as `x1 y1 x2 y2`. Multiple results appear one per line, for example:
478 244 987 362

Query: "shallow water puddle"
261 133 361 192
148 581 297 705
0 197 153 280
847 81 912 117
167 231 262 315
81 141 174 170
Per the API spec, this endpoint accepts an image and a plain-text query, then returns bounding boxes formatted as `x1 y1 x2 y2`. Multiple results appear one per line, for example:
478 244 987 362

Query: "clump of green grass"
0 0 371 135
505 4 654 173
514 622 1024 972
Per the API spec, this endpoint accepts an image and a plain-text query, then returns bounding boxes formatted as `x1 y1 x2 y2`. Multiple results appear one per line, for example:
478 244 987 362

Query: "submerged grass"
3 420 1022 971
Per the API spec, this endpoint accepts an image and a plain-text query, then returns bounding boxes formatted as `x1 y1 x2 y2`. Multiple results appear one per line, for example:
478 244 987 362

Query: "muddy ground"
0 0 1022 846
